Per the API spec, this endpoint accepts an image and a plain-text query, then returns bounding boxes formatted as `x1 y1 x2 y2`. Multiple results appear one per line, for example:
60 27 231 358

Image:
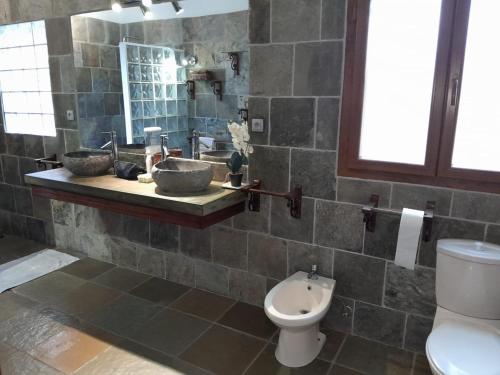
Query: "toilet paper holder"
361 194 435 242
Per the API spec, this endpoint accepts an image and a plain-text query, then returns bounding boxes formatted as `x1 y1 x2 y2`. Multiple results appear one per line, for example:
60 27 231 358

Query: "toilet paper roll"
394 208 424 270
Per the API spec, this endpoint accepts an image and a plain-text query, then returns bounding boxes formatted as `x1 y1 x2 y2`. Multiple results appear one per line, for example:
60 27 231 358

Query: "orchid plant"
227 121 253 174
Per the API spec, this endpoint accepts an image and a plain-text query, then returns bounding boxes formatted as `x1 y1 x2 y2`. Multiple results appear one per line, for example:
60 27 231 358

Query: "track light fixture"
142 0 152 7
172 1 184 15
139 4 153 18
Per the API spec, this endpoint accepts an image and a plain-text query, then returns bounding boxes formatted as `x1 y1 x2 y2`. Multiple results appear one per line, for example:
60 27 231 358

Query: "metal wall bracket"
229 52 240 76
211 80 223 101
35 155 63 171
361 194 435 242
186 80 195 100
242 179 303 219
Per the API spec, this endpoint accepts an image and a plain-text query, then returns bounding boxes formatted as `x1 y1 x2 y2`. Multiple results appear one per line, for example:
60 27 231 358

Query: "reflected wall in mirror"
71 0 249 159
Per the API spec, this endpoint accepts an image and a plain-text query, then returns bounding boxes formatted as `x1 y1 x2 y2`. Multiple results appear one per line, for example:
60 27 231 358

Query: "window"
339 0 500 193
0 21 55 137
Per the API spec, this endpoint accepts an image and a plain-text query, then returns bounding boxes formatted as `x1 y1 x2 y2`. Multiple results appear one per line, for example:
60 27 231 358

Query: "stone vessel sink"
152 158 214 194
63 151 114 177
200 150 234 163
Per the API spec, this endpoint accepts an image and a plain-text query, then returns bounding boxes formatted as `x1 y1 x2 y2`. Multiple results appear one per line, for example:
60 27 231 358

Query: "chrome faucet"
307 265 319 280
160 134 170 161
100 131 118 161
190 130 212 160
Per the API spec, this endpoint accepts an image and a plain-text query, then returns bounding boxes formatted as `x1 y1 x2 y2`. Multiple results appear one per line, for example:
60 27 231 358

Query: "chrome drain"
299 309 310 314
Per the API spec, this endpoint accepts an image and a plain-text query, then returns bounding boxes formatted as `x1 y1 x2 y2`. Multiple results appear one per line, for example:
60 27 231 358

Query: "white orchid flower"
228 121 253 157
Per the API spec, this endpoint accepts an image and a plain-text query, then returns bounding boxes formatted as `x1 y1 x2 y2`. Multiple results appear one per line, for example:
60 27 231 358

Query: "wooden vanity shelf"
26 169 246 229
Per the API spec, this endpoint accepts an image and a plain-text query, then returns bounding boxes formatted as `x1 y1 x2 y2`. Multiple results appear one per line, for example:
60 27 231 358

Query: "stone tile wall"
1 0 500 356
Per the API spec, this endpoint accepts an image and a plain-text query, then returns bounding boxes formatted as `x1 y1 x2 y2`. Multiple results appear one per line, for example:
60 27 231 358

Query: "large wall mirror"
72 0 249 157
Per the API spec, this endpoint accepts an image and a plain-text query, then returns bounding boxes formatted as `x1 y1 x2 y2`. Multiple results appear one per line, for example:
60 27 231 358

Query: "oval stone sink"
63 151 114 177
200 150 234 163
152 158 214 194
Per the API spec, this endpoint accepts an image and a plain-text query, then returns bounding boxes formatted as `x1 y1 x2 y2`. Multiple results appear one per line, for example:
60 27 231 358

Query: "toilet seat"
426 320 500 375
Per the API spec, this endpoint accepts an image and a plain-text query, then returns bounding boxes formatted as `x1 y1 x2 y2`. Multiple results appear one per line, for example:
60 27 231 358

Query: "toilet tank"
436 239 500 319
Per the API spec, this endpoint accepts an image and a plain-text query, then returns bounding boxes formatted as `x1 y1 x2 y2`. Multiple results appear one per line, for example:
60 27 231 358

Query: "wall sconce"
229 53 240 76
172 0 184 15
186 80 195 100
211 81 223 101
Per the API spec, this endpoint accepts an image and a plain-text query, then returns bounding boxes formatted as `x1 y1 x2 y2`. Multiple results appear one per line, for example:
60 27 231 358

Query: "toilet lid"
426 321 500 375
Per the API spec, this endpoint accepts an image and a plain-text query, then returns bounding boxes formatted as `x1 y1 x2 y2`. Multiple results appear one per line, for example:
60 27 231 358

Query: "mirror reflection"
71 0 249 160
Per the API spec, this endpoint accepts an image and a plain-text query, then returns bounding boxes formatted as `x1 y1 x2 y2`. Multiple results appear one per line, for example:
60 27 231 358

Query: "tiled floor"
0 236 433 375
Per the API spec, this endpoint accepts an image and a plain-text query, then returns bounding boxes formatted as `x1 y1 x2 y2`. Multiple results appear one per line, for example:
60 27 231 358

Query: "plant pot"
229 172 243 187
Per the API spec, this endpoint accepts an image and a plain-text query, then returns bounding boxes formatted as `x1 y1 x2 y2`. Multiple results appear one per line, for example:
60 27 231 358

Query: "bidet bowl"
265 271 335 328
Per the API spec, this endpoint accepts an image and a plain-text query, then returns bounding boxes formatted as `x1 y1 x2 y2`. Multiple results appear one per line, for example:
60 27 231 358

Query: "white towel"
394 208 424 270
199 137 214 152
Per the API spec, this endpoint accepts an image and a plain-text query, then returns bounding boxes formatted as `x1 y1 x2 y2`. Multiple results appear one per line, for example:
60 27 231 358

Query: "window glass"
0 20 55 136
451 0 500 172
358 0 442 165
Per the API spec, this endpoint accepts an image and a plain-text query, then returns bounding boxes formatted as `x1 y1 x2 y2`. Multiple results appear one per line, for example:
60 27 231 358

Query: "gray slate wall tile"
418 217 485 268
13 187 32 216
249 0 270 44
180 227 212 261
248 233 287 279
334 250 385 305
270 98 315 147
322 295 354 333
353 302 405 348
249 146 289 191
391 184 452 216
293 41 344 96
364 213 400 260
248 97 269 145
287 241 333 278
150 221 178 252
212 226 248 270
195 261 229 295
228 269 267 306
250 45 293 96
315 201 364 252
271 196 314 243
71 16 88 42
123 215 149 246
322 0 346 40
404 314 433 353
23 135 45 159
165 252 195 287
233 195 270 233
451 191 500 223
384 263 436 317
1 155 20 185
5 134 25 156
51 200 73 226
290 149 336 200
45 17 72 56
137 246 165 278
316 98 339 150
486 225 500 245
271 0 321 42
337 178 391 208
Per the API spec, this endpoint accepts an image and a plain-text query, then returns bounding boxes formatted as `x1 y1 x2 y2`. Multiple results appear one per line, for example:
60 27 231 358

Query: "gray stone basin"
63 151 114 177
200 150 234 163
152 158 214 194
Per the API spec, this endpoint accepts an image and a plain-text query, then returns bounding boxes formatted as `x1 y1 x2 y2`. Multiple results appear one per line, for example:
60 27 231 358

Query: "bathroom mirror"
71 0 249 158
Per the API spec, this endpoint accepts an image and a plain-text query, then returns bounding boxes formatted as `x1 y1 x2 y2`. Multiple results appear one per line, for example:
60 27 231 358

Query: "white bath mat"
0 249 79 293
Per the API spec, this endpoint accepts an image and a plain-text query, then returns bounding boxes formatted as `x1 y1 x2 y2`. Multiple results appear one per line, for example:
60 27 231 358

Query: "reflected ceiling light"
111 0 122 12
172 1 184 15
140 4 153 18
142 0 153 7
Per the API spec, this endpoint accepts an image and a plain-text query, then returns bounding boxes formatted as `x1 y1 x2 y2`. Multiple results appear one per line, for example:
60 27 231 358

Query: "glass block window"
0 21 56 136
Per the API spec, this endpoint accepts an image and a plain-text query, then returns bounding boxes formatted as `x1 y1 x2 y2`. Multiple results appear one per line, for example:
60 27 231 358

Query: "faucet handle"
311 264 317 273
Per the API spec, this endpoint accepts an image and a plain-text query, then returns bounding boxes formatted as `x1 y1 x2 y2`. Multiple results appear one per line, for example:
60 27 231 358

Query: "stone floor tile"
218 302 277 339
1 348 64 374
0 291 38 323
170 288 236 321
60 257 115 279
129 277 191 305
413 355 433 375
131 309 211 356
336 336 413 375
92 267 151 291
181 325 265 375
329 365 364 375
318 329 346 362
245 343 331 375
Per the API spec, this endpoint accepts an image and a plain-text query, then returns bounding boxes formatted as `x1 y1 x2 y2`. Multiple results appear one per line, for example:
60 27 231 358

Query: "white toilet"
426 239 500 375
264 270 335 367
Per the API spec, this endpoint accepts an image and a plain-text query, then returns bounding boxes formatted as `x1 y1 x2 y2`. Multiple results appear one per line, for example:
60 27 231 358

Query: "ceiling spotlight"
142 0 152 7
111 0 122 12
172 1 184 15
